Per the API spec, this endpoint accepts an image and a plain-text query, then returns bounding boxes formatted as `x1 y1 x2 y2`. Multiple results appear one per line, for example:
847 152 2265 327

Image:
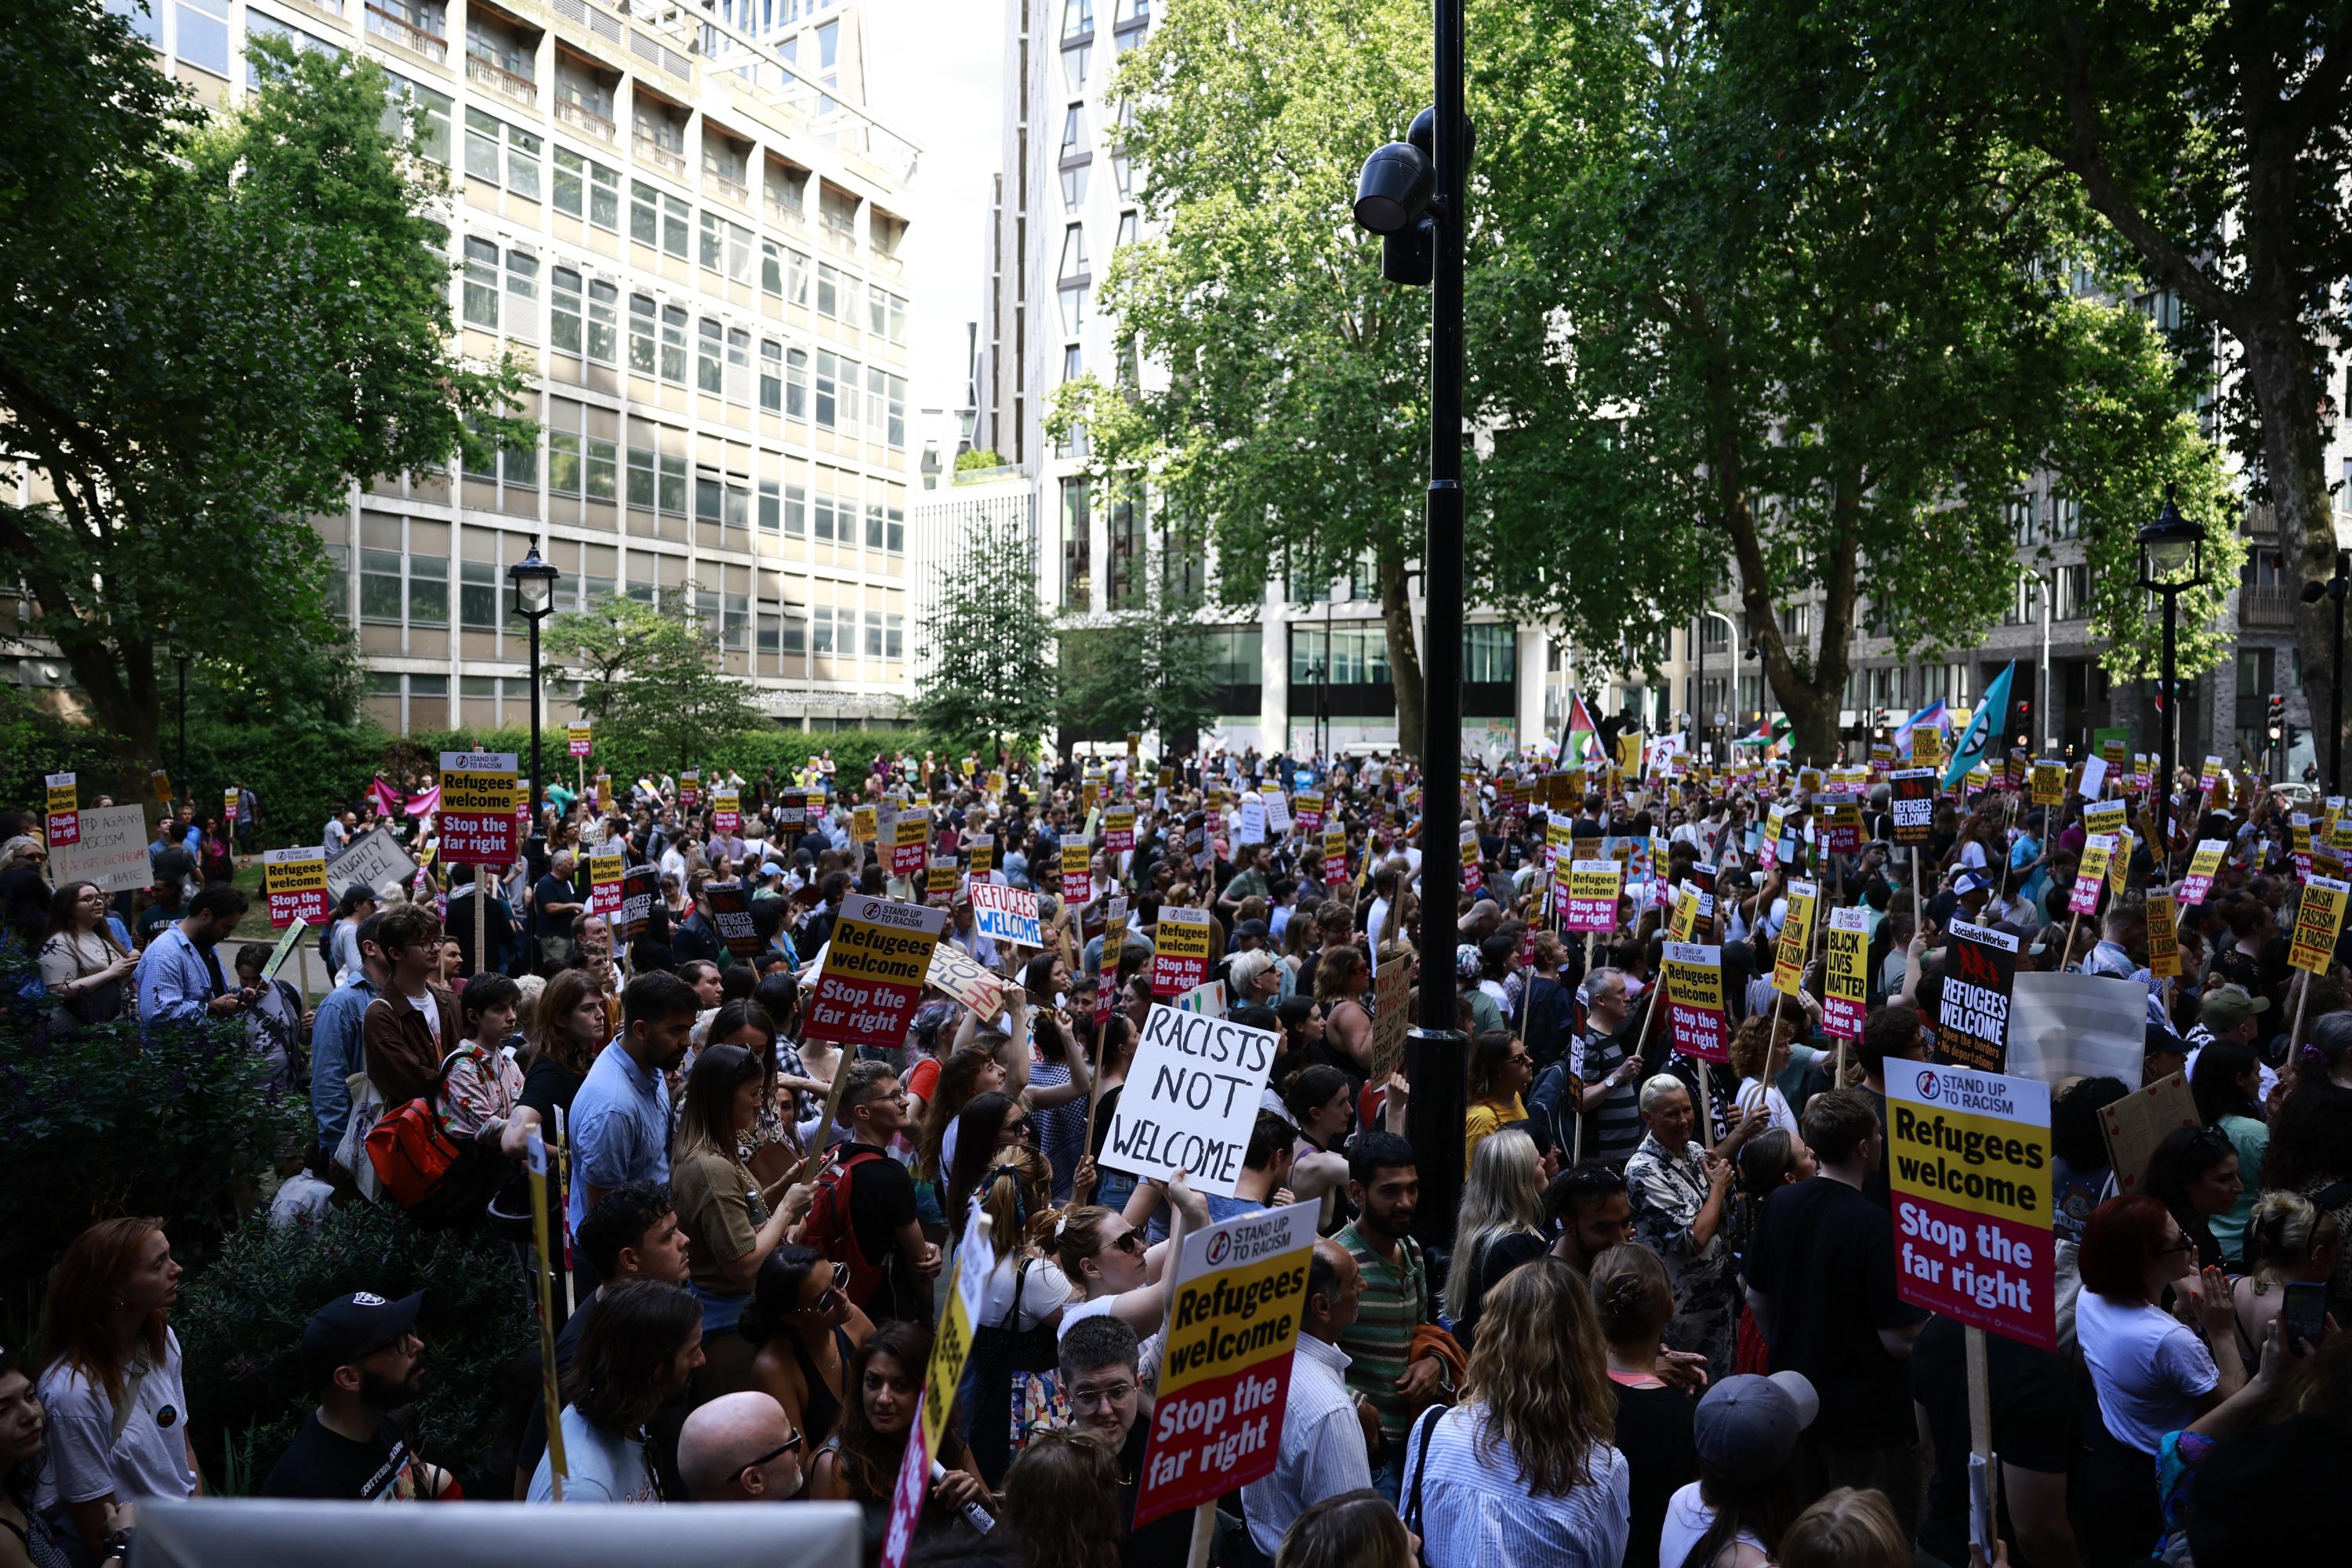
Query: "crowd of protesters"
3 732 2348 1568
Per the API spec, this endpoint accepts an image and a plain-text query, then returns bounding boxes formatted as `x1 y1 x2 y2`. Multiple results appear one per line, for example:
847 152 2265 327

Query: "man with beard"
262 1291 456 1500
1332 1131 1451 1501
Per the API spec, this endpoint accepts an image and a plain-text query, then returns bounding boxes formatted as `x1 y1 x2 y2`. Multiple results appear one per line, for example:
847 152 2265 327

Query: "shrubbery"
174 1202 539 1497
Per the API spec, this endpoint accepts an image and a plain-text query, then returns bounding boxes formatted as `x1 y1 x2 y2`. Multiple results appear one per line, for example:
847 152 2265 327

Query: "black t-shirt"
1912 1316 2075 1566
135 901 183 946
261 1412 429 1501
1744 1176 1914 1443
534 873 579 939
1118 1418 1195 1568
842 1143 926 1324
1610 1380 1699 1568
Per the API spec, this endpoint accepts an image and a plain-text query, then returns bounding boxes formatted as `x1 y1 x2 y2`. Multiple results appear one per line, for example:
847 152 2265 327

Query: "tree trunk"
1719 474 1861 769
2243 323 2342 785
1379 546 1426 757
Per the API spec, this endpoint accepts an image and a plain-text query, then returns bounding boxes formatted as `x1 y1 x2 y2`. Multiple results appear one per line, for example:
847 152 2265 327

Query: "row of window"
452 109 910 342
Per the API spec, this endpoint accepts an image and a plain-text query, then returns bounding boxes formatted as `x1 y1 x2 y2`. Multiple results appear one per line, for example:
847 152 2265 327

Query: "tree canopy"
909 509 1058 757
543 593 768 774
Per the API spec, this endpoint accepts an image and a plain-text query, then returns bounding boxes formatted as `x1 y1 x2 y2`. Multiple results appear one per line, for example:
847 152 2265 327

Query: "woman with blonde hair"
1314 944 1374 1074
1443 1127 1548 1352
960 1145 1073 1486
2233 1190 2344 1354
1401 1258 1629 1567
1777 1486 1913 1568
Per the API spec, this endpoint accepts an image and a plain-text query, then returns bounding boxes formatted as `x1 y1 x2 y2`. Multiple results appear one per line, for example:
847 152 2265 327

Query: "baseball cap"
302 1290 423 1377
1692 1370 1817 1481
1952 869 1992 897
2200 983 2270 1032
1234 919 1271 943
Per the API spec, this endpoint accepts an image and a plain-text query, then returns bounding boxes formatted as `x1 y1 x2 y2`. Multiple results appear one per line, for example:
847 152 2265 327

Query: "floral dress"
1625 1132 1740 1381
439 1040 524 1142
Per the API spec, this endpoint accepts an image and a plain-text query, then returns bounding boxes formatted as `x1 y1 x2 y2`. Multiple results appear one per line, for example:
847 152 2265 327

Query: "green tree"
1053 0 1443 751
543 592 768 775
954 448 1013 476
0 13 527 777
1818 0 2352 770
909 511 1058 757
1472 0 2234 761
1054 546 1225 753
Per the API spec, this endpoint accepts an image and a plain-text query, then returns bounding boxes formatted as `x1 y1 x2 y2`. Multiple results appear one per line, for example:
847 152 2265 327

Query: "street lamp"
508 542 561 848
1695 609 1741 764
1353 2 1471 1247
2299 550 2350 793
2137 488 2206 864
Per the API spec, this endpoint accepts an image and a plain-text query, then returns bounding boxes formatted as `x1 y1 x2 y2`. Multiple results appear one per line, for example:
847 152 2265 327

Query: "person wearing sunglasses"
742 1246 872 1454
677 1391 804 1502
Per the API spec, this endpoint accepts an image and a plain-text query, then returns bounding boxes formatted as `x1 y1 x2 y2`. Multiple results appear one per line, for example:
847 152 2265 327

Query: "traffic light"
2269 694 2287 742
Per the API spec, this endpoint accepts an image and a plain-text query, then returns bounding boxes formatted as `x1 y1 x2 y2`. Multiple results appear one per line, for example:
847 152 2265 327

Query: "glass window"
887 503 906 554
811 605 835 654
786 483 808 536
1063 161 1089 208
408 554 448 627
1059 285 1087 336
757 612 780 655
554 146 586 216
462 236 499 328
628 292 658 375
1117 210 1140 250
1060 477 1091 609
586 279 619 365
787 249 811 307
725 481 750 531
887 376 907 448
726 328 752 402
817 263 840 319
782 612 807 654
382 74 453 165
865 503 885 550
659 452 688 515
627 445 655 508
465 107 502 184
696 472 723 523
760 339 783 411
504 249 539 340
762 239 784 296
321 542 350 621
460 559 499 629
1463 623 1515 683
886 614 904 659
837 358 860 435
360 548 405 624
1062 0 1093 42
589 162 620 230
840 274 862 333
1062 344 1083 383
813 488 837 542
548 428 582 494
585 436 617 500
550 265 584 354
700 209 725 273
729 222 757 285
175 0 231 74
815 350 838 428
662 194 691 258
1060 225 1090 283
630 180 660 246
864 610 884 658
1113 151 1134 198
724 593 749 649
759 478 781 532
786 347 810 419
698 317 724 394
887 292 908 344
661 304 688 384
503 430 537 489
1063 43 1090 90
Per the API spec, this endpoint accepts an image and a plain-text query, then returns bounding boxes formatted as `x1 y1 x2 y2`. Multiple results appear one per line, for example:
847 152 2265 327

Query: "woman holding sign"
40 880 137 1030
808 1323 991 1564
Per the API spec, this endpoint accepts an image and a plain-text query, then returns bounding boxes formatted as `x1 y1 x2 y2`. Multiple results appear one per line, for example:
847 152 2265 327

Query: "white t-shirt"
1659 1480 1768 1568
1734 1079 1798 1139
34 1330 198 1512
2076 1290 2220 1454
976 1247 1074 1333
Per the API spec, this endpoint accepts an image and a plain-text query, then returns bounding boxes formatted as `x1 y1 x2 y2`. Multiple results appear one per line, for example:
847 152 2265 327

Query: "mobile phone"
2283 1279 2327 1347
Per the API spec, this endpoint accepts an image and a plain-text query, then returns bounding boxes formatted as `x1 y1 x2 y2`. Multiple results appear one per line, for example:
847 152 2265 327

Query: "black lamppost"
508 542 561 849
2137 488 2206 865
1353 1 1470 1247
2299 550 2350 793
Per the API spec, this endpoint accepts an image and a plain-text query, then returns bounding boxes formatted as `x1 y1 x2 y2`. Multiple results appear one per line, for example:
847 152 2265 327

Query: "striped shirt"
1334 1218 1429 1442
1401 1403 1631 1568
1577 1030 1646 1164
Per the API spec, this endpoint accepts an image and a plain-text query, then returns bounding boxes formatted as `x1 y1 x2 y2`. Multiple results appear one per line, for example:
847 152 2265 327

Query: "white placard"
967 881 1042 948
324 826 419 900
1101 1002 1279 1197
49 805 153 893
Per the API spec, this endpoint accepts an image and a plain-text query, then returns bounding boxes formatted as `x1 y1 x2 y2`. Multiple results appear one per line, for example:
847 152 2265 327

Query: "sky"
856 0 1006 437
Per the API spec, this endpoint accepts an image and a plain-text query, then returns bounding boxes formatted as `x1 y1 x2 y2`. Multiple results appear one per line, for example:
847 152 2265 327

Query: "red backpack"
365 1049 498 1229
803 1145 890 1310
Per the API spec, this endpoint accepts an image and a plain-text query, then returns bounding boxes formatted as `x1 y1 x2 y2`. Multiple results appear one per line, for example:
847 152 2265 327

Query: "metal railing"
365 4 448 61
703 169 750 205
819 222 859 256
554 96 617 141
466 53 539 106
766 199 807 230
2241 586 2296 628
633 132 688 176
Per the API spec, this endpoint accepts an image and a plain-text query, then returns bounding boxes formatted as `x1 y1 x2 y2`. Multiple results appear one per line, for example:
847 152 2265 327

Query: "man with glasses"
1241 1239 1374 1558
677 1392 803 1501
1058 1316 1192 1567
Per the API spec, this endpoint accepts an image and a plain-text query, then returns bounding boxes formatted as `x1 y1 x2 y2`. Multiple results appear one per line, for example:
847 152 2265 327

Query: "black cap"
301 1290 423 1378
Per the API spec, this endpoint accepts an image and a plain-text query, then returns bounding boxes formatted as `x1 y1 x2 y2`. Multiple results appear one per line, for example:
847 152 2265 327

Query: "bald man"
677 1392 804 1502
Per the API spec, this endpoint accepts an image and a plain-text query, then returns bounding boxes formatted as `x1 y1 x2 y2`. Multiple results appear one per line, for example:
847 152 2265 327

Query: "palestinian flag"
1731 717 1795 750
1557 692 1605 768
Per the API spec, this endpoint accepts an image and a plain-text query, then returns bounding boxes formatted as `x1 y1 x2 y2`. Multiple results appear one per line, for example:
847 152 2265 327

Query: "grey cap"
1691 1370 1818 1481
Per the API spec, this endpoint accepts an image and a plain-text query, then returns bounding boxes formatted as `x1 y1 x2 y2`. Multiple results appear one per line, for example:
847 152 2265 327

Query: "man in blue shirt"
310 913 387 1157
135 884 251 1026
568 971 699 1239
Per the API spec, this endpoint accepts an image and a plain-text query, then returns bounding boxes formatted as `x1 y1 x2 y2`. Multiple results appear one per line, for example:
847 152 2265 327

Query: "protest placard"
1818 793 1864 855
2099 1072 2199 1198
1152 906 1213 997
2146 891 2182 979
805 895 948 1051
1559 860 1623 932
1934 921 2020 1072
2030 760 2064 808
263 848 330 928
2070 836 2114 917
2177 840 2227 906
1322 827 1348 884
880 1205 994 1568
1663 941 1729 1063
48 805 149 894
1888 1064 2054 1351
1105 806 1138 855
593 774 612 813
2083 799 2125 840
852 804 878 844
2289 875 2350 973
1062 841 1094 906
1773 879 1818 996
1367 952 1412 1087
1234 799 1266 846
439 751 519 866
1134 1200 1316 1529
1913 727 1945 770
1823 906 1870 1040
891 811 930 879
260 917 308 986
2109 827 2136 896
318 827 414 902
711 789 741 835
970 881 1043 949
577 849 619 916
1102 1004 1281 1197
1103 895 1131 964
613 866 660 945
149 769 172 804
705 881 763 961
966 835 995 876
925 856 958 903
43 773 78 848
1758 804 1789 869
2078 755 2109 801
567 723 592 758
1294 791 1325 833
678 770 700 810
927 941 1007 1019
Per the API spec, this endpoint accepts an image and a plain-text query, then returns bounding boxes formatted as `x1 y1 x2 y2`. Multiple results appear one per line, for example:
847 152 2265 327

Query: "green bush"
174 1202 539 1497
401 725 946 801
0 940 309 1292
